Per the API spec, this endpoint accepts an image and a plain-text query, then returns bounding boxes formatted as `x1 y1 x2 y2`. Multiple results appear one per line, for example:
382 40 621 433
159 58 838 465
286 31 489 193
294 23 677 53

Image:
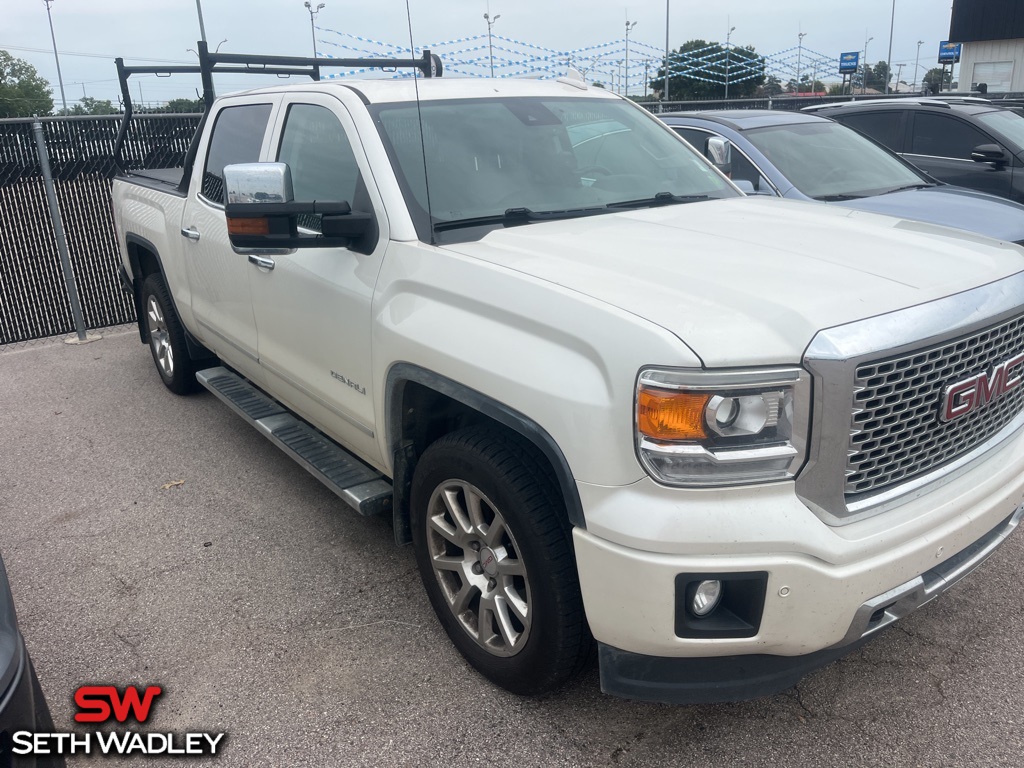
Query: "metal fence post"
31 119 97 344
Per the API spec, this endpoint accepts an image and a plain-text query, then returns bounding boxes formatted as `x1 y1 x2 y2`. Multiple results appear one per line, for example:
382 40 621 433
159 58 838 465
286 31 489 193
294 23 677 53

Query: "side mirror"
971 144 1009 165
223 162 373 250
706 136 733 176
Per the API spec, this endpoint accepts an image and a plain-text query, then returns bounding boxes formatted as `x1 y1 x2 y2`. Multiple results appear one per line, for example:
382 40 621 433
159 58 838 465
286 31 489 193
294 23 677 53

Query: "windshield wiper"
880 183 936 194
815 193 867 202
606 191 711 209
433 206 608 232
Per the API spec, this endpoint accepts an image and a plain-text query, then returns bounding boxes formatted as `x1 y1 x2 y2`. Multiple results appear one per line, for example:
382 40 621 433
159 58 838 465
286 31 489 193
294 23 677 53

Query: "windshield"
745 120 928 200
976 109 1024 151
372 97 737 240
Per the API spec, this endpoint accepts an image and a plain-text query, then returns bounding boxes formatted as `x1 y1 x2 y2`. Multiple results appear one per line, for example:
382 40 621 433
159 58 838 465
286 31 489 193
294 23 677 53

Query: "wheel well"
127 241 162 342
389 376 584 545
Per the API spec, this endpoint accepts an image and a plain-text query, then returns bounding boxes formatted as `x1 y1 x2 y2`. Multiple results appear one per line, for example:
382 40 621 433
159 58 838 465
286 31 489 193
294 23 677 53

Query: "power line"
0 43 193 65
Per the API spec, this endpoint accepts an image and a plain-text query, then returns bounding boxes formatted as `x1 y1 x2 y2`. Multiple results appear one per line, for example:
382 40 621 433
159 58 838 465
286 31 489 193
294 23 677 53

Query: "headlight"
635 367 810 486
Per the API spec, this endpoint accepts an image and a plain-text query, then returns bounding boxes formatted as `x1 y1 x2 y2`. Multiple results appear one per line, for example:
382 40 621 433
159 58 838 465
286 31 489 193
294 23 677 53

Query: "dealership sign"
938 41 962 63
839 52 860 74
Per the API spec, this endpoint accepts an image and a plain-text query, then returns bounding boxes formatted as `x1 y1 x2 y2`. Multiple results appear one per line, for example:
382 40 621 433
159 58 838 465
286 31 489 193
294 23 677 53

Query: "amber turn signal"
637 387 710 441
227 216 270 236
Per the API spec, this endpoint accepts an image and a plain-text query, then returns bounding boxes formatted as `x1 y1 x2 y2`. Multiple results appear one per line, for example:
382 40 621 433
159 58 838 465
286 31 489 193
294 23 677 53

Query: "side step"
196 367 392 517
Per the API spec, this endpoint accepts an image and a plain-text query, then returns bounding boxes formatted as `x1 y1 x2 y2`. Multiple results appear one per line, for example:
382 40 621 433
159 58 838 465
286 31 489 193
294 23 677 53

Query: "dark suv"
811 98 1024 203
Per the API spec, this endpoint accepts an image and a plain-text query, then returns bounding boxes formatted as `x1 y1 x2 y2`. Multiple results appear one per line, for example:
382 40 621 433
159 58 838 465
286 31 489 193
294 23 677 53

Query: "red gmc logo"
940 352 1024 422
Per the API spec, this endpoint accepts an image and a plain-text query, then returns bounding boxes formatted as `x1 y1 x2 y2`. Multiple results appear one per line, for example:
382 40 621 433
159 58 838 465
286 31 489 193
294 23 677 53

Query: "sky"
3 0 956 109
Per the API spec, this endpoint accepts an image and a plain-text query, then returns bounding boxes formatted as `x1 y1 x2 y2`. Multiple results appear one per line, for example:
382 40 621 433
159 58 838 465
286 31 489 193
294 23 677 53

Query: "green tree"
62 96 118 115
871 61 892 91
651 39 765 100
922 67 952 93
163 97 204 113
759 74 784 97
0 50 54 117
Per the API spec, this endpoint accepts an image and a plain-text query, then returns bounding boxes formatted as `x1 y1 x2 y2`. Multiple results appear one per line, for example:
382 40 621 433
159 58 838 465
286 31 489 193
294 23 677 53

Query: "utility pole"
624 20 637 97
195 0 208 43
484 11 501 78
724 23 736 99
796 30 806 94
304 2 325 58
862 35 874 94
43 0 68 114
895 62 905 92
913 39 924 92
664 0 671 102
885 0 896 93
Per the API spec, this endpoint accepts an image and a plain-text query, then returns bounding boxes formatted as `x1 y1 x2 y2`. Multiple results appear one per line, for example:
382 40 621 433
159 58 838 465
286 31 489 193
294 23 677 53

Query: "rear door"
182 98 277 372
248 92 389 463
904 111 1013 199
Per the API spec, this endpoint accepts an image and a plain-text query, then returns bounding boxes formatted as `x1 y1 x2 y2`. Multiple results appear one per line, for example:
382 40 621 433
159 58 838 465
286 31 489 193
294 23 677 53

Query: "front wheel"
411 428 592 695
141 274 198 395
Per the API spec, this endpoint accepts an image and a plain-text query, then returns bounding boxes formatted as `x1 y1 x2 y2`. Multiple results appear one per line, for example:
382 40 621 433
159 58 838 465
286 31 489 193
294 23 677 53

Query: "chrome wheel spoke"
431 554 464 572
442 487 474 537
496 555 525 577
492 595 522 648
450 580 478 616
501 582 529 624
428 513 463 547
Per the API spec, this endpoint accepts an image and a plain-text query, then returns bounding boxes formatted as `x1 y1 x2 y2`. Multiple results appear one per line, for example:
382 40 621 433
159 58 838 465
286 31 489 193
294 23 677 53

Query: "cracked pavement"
2 328 1023 767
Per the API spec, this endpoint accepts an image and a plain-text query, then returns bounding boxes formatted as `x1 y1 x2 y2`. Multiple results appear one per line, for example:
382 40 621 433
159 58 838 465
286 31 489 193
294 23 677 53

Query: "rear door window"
200 104 273 204
910 113 992 159
834 111 904 152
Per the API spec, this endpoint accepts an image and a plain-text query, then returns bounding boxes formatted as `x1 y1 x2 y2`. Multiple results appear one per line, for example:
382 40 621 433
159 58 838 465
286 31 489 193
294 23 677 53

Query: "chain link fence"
0 114 200 347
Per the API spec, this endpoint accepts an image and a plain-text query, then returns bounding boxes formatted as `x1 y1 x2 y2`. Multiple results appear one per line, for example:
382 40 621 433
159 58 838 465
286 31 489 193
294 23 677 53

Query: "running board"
196 367 392 517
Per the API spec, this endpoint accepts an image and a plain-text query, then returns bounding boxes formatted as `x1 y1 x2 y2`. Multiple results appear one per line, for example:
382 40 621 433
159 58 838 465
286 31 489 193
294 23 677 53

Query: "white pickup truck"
112 73 1024 704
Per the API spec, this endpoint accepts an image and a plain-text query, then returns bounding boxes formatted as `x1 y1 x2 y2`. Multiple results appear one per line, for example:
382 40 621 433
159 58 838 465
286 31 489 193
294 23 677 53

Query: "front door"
904 112 1013 199
249 93 388 464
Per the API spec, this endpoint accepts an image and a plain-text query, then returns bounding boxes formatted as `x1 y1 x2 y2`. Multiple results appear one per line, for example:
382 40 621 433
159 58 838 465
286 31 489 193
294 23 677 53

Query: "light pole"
304 2 325 58
484 11 501 78
624 20 637 98
862 35 874 94
724 24 736 99
885 0 896 93
195 0 208 44
43 0 68 115
664 0 671 102
913 39 924 92
796 31 806 94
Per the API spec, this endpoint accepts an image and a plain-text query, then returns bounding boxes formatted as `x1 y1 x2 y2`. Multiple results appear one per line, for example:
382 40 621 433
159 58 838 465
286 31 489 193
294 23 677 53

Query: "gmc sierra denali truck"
112 74 1024 704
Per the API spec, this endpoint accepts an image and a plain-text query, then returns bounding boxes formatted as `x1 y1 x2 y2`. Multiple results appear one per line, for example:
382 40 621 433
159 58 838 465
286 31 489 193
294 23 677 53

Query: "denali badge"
940 352 1024 422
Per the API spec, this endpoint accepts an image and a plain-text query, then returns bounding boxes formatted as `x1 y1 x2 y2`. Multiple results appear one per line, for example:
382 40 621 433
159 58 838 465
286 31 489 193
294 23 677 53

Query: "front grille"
846 312 1024 498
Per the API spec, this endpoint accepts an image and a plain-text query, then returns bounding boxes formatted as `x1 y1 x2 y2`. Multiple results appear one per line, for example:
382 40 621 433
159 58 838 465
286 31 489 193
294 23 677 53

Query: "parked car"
808 98 1024 203
661 109 1024 244
0 552 60 766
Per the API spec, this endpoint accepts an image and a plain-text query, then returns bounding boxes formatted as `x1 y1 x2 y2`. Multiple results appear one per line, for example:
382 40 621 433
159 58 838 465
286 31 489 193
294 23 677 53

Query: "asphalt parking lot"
2 327 1023 767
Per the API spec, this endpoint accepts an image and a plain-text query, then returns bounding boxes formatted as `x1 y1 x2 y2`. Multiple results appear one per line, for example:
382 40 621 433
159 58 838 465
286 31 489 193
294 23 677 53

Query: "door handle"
248 255 276 270
180 227 201 241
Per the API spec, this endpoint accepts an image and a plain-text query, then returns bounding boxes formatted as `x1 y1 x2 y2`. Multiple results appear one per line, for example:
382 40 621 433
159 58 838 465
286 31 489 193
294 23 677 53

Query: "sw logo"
74 684 162 723
11 684 226 758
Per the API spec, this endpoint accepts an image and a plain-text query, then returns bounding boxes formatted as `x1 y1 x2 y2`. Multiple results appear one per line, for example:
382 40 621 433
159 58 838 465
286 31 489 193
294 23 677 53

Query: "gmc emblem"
940 352 1024 422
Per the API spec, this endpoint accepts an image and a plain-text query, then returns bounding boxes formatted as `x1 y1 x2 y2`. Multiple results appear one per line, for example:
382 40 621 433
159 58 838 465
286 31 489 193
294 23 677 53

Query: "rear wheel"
141 274 198 395
411 427 592 695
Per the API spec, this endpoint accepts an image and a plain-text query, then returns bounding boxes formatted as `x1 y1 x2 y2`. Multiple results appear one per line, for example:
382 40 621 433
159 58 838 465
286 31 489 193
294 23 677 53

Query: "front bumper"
573 424 1024 703
593 506 1021 704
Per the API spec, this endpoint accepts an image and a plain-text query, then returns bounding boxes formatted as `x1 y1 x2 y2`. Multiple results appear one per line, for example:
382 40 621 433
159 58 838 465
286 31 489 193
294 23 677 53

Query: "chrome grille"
847 312 1024 498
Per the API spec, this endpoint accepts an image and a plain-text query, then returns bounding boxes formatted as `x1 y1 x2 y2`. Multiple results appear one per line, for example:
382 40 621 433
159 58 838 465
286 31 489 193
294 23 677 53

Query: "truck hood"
442 197 1024 366
836 185 1024 243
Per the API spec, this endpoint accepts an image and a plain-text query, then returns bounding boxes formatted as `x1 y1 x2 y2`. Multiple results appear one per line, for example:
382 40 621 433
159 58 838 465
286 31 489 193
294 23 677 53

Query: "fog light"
691 580 723 617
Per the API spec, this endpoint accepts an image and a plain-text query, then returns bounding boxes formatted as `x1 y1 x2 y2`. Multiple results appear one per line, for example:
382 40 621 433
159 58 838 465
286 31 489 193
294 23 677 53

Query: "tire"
411 427 593 695
141 274 199 395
